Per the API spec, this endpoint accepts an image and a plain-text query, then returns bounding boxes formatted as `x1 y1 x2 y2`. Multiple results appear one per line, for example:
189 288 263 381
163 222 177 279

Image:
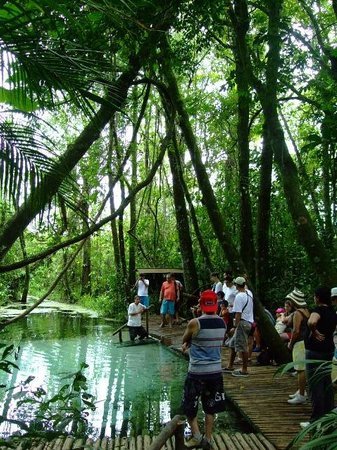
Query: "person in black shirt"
302 286 337 427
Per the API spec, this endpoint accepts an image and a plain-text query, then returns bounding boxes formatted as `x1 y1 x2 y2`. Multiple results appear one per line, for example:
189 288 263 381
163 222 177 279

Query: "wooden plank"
114 436 121 450
120 436 128 450
220 432 238 449
72 438 84 449
235 432 260 450
249 433 272 450
100 437 109 450
116 339 157 348
93 438 102 449
107 438 115 450
230 434 246 450
136 435 143 450
62 436 74 450
213 433 227 450
129 436 136 450
143 435 151 449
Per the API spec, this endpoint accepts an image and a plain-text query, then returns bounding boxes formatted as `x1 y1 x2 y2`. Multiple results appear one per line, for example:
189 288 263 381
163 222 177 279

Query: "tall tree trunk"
251 0 337 286
167 132 199 295
108 117 122 271
80 179 91 296
280 111 324 233
19 233 29 303
321 115 334 248
227 0 255 280
180 172 213 271
255 0 282 305
62 249 74 302
159 35 246 274
128 89 138 290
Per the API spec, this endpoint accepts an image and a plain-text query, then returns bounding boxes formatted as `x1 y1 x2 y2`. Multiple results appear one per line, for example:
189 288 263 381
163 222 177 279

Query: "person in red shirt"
159 273 180 328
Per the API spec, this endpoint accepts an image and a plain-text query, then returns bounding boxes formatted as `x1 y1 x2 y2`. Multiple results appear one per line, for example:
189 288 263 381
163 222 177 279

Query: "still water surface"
0 305 251 439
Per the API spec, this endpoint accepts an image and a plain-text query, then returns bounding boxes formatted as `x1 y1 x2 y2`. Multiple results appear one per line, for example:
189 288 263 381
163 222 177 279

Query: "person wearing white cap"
223 276 254 377
331 287 337 302
286 288 310 405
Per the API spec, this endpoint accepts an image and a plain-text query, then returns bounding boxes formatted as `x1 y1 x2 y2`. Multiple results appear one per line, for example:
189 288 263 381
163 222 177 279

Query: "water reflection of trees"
0 314 189 439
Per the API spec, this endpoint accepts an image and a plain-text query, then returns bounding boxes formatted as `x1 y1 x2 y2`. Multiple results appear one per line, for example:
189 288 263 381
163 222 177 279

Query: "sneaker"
222 367 233 374
289 390 307 399
287 393 307 404
232 369 249 377
184 435 203 448
300 422 311 429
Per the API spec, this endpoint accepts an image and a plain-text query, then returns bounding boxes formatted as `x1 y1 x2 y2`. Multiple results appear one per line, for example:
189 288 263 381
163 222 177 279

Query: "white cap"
331 287 337 298
234 276 246 286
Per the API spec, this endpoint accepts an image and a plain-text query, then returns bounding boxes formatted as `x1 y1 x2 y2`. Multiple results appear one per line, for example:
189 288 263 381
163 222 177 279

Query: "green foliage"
78 293 118 318
0 355 96 446
0 344 20 383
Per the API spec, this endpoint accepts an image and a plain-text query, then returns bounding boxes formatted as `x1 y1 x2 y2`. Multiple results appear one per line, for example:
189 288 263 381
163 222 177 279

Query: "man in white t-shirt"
134 273 150 307
223 277 254 377
223 273 237 313
127 295 148 341
210 272 222 293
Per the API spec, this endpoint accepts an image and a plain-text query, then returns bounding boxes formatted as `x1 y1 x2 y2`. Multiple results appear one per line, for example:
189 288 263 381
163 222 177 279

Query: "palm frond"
0 115 83 215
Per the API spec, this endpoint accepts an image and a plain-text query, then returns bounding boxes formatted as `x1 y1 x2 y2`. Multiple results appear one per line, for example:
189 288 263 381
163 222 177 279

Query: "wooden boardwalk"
3 432 276 449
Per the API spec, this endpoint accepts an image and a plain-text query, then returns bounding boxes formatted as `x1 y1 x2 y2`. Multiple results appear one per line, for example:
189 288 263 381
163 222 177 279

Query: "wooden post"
174 421 185 450
148 415 184 450
145 309 149 334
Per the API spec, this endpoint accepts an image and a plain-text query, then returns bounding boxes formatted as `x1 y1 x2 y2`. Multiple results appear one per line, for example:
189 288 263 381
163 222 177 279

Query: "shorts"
128 326 148 341
160 299 175 316
229 320 252 353
139 296 149 307
182 375 226 418
292 340 305 371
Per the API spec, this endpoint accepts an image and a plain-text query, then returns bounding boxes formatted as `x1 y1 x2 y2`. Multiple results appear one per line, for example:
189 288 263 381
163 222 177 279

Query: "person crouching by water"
181 290 226 450
127 295 148 342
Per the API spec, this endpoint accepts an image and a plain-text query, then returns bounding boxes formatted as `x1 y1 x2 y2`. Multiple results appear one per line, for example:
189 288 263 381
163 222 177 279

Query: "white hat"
331 287 337 298
234 276 246 286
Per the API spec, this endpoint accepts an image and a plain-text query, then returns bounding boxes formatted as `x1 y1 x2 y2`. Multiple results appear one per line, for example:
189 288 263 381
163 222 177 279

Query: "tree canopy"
0 0 336 321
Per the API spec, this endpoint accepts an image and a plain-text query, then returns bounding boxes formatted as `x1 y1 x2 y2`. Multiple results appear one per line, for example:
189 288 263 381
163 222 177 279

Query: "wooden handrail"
112 309 151 342
148 415 185 450
111 322 128 337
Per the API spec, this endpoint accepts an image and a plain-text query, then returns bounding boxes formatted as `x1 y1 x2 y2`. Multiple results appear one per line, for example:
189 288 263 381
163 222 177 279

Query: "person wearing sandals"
181 290 226 449
223 276 254 377
285 288 310 405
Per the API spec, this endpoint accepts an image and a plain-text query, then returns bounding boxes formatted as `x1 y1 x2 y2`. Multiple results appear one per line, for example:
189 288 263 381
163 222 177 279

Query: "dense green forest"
0 0 336 327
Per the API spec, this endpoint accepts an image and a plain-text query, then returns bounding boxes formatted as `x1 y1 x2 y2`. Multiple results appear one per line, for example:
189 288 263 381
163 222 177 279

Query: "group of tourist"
181 277 337 448
127 270 337 448
280 286 337 429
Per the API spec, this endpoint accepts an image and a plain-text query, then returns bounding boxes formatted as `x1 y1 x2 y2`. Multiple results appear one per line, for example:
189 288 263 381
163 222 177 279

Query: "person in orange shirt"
159 273 180 328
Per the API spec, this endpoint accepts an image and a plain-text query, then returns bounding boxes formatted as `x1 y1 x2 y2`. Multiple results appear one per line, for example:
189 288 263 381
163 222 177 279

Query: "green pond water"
0 302 252 439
